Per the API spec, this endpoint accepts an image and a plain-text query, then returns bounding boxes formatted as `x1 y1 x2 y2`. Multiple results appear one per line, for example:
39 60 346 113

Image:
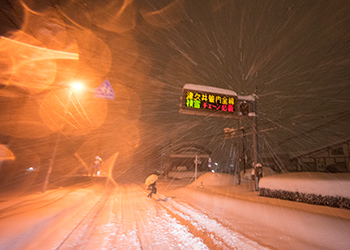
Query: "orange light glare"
71 81 84 91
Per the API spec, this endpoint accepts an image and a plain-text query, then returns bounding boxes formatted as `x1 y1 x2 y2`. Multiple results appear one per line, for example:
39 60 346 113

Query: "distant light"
97 171 100 176
27 167 34 171
211 170 215 173
215 162 218 166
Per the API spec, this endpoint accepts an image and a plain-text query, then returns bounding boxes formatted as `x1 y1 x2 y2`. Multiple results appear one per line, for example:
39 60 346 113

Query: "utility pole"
42 133 61 192
42 88 75 193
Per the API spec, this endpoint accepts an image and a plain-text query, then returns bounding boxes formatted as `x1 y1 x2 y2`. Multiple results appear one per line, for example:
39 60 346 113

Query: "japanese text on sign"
184 90 236 113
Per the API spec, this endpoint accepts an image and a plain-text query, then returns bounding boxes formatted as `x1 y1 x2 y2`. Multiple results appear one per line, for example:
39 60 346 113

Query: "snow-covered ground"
162 171 350 250
0 172 349 250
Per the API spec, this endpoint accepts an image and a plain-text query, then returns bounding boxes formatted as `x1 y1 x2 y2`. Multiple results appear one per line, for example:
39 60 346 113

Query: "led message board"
180 84 255 118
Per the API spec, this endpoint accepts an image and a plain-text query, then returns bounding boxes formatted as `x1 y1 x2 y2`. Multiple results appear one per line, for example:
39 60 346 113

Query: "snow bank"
188 172 237 187
260 172 350 198
168 171 206 179
187 168 276 187
184 171 350 209
242 167 276 180
259 172 350 209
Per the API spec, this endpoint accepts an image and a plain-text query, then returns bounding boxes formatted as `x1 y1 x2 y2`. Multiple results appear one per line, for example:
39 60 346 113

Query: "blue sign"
94 79 115 100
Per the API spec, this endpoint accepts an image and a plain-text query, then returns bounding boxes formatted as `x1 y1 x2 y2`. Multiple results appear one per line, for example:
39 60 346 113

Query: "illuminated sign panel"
183 89 237 114
180 84 256 118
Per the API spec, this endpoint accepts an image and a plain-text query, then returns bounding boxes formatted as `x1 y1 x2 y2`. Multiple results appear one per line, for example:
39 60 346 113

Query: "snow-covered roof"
237 94 256 102
289 138 350 159
183 84 237 96
171 143 212 156
183 84 256 102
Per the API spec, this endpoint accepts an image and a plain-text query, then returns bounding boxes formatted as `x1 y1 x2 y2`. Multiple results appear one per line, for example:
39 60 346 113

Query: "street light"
71 81 84 91
42 82 84 192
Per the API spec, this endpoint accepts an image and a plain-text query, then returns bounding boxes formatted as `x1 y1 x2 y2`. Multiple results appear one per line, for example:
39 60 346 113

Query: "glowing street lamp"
71 81 84 91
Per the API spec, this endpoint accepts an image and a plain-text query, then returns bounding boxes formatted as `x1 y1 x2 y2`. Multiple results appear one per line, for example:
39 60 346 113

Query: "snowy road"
0 183 269 250
1 180 349 250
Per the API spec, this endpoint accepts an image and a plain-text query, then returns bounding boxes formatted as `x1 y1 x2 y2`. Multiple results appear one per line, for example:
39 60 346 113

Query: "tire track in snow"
158 203 224 249
106 186 142 250
110 186 209 250
125 186 143 250
146 206 210 250
54 188 114 250
163 199 271 250
0 189 80 219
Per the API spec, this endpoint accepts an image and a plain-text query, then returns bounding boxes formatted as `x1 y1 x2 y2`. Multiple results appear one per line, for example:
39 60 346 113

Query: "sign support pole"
195 155 198 188
252 93 259 190
252 98 258 165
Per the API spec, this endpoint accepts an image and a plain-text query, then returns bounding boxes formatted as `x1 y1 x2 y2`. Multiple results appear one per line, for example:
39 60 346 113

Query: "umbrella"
145 174 158 186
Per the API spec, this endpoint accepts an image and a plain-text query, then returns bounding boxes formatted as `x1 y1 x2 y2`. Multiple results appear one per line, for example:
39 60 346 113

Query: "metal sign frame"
179 83 260 189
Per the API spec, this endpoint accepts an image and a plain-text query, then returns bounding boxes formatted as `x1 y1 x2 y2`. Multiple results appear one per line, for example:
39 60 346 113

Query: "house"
290 139 350 172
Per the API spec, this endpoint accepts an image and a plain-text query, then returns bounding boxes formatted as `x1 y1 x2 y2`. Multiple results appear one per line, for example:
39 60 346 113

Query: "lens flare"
0 144 15 161
0 34 79 95
90 0 137 33
21 6 68 50
0 96 56 138
140 0 185 29
70 30 112 83
39 88 108 136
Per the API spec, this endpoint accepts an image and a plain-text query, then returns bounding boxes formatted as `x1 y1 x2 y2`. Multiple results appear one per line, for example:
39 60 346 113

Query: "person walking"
147 182 157 198
92 156 102 177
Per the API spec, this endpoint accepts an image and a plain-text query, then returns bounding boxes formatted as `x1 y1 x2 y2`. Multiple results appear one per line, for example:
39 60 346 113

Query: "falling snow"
0 0 350 249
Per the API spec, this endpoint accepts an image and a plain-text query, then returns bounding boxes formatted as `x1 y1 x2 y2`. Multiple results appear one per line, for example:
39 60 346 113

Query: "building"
290 139 350 172
166 143 211 178
260 153 293 173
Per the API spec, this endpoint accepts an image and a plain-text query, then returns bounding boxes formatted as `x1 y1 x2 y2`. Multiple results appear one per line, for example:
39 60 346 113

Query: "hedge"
260 188 350 210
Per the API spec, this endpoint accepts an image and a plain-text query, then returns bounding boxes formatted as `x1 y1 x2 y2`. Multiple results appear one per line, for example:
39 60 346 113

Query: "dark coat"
147 182 157 197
